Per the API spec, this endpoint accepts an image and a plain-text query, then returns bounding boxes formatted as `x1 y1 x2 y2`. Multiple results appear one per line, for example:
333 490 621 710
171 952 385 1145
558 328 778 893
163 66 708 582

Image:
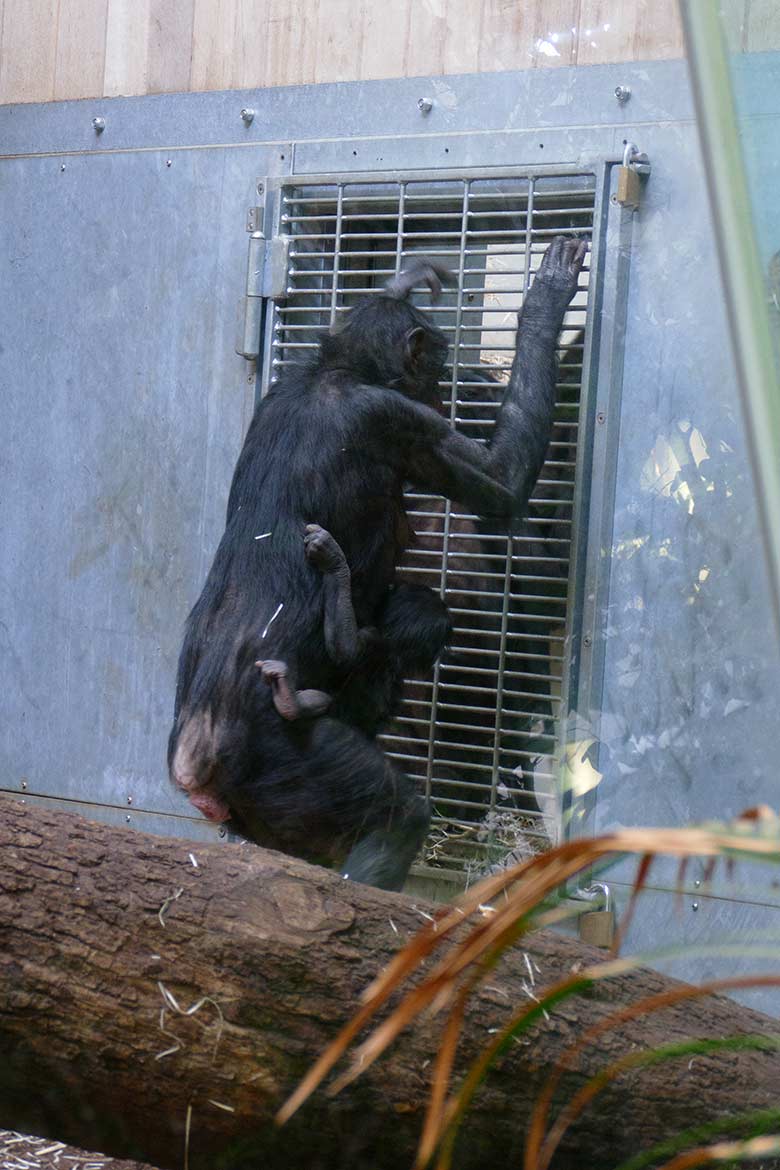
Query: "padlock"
577 881 615 948
616 142 642 211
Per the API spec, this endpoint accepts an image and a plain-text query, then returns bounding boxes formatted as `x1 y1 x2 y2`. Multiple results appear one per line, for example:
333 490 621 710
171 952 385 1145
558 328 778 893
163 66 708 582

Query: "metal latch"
615 143 651 212
575 881 615 948
236 205 291 360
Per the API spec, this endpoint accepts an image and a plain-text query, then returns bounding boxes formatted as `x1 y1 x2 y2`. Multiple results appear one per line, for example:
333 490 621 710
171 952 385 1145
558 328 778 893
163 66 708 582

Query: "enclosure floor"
0 1131 160 1170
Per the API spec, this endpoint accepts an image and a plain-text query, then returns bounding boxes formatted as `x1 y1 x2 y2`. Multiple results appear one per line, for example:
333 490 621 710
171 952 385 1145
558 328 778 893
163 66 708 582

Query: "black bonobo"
168 237 587 890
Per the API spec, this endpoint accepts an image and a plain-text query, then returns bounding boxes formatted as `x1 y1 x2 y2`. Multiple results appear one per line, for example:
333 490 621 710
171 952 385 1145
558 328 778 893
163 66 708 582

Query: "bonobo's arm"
368 237 587 519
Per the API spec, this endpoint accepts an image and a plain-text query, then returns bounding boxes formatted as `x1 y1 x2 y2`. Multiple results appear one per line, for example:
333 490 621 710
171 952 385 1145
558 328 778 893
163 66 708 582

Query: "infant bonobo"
258 523 450 734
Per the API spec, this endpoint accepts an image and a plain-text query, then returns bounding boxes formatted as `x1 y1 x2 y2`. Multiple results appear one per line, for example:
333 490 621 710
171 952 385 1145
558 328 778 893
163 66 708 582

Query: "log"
1 796 778 1170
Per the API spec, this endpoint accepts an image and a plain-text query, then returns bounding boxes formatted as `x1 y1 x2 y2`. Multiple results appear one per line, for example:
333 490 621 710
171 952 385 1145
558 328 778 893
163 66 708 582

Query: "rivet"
92 116 106 133
126 815 132 823
241 107 256 125
417 96 433 115
21 779 27 790
692 901 699 911
694 878 701 888
256 181 265 195
596 411 606 424
583 634 592 647
614 85 632 105
166 158 172 167
60 163 66 172
127 795 133 805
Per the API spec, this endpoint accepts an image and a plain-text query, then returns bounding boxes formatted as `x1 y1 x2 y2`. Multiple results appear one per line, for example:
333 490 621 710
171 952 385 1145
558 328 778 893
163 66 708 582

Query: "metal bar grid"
264 168 599 879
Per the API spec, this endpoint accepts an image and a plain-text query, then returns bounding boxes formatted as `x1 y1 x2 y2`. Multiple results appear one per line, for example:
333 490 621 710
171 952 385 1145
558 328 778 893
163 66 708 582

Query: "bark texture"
1 796 778 1170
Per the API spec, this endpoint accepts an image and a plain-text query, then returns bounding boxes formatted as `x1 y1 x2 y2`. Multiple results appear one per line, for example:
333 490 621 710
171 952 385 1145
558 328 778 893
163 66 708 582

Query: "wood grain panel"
147 0 195 94
191 0 237 91
231 0 271 88
719 0 749 52
54 0 109 100
0 0 58 103
577 0 634 65
104 0 151 97
631 0 684 60
405 0 447 78
0 0 700 106
442 0 485 76
360 0 412 82
315 0 364 83
746 0 780 51
262 0 318 87
480 0 579 72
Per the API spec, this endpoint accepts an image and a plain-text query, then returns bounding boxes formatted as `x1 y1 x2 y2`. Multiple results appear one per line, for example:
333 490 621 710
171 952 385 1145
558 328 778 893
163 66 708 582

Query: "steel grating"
266 172 595 879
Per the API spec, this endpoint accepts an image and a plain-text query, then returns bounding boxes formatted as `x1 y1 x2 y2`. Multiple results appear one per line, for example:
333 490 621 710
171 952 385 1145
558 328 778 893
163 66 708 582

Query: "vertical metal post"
558 163 634 840
680 0 780 644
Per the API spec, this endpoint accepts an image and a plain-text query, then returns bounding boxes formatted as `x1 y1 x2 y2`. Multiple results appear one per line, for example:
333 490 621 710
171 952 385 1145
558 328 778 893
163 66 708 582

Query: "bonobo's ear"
404 326 427 369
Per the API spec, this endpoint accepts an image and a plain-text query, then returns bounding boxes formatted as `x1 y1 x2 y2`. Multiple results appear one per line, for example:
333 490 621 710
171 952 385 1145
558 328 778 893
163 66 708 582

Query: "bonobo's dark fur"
168 241 587 890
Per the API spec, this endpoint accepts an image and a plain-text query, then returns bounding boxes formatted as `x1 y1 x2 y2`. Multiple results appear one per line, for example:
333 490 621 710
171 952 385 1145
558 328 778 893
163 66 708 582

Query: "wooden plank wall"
0 0 778 106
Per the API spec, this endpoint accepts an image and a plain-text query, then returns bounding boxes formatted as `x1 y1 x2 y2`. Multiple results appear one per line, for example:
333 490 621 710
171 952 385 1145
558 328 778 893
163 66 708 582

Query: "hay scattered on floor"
0 1131 159 1170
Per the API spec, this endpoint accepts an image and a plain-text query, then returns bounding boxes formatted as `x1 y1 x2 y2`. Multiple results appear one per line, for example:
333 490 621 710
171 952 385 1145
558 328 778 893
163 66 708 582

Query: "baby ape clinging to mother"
168 236 587 890
257 522 451 734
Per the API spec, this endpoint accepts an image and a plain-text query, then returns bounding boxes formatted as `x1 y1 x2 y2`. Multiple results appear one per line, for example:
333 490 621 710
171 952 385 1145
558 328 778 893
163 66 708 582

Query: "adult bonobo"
168 236 587 890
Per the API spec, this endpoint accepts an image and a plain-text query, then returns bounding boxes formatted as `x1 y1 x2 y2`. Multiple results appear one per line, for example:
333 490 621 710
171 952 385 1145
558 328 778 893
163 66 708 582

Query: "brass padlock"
616 142 644 211
616 165 641 210
577 882 615 948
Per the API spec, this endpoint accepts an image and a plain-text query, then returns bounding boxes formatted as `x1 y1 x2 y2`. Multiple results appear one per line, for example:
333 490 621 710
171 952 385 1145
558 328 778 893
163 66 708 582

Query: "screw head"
614 85 631 105
92 116 105 133
60 163 66 172
21 779 27 791
596 411 606 424
256 181 265 195
692 900 699 911
127 795 133 805
583 634 592 647
417 96 433 115
241 107 256 125
125 815 131 823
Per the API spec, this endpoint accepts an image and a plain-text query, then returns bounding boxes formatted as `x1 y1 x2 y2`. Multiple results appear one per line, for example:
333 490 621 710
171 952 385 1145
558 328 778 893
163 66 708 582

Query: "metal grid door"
262 168 601 882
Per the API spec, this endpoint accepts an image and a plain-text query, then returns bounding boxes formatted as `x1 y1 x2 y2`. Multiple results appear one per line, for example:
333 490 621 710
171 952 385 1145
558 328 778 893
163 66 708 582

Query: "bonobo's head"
318 257 453 406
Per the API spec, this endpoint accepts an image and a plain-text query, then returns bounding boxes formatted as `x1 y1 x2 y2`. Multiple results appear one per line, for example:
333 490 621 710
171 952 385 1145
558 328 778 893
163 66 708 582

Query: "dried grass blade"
528 973 780 1170
276 999 383 1123
654 1134 780 1169
611 851 654 955
329 970 457 1096
537 1029 780 1170
413 990 468 1170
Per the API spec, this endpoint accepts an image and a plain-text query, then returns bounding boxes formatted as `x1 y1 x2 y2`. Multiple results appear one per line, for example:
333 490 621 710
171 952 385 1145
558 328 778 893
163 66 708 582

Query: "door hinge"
236 207 291 360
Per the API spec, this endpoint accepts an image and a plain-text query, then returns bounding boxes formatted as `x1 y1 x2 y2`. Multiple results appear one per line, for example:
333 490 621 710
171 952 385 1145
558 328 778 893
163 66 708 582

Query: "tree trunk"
1 796 778 1170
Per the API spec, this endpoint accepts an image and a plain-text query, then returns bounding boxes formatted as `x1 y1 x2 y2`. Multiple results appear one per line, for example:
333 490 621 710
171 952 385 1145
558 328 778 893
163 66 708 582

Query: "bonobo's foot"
526 236 588 323
304 523 346 573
